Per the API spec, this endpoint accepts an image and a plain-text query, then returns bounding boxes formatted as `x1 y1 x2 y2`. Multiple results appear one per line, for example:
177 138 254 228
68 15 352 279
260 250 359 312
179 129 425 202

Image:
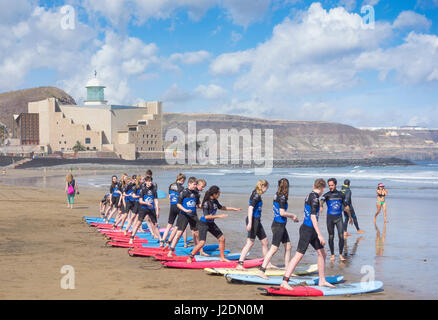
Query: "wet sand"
0 169 420 300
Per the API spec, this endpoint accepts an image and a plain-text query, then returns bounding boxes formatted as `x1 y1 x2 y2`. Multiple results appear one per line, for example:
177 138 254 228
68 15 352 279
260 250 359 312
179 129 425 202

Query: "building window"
85 138 91 144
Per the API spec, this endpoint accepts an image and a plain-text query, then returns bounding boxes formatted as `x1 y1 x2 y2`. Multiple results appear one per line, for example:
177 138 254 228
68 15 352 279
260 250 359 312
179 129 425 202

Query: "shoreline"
1 156 415 170
0 176 424 300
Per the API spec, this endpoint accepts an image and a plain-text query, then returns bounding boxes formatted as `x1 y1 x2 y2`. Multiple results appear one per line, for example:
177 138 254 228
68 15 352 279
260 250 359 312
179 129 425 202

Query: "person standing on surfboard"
104 176 122 223
375 183 389 223
280 178 335 290
129 176 160 244
256 178 299 280
236 180 271 271
113 175 136 230
186 186 241 263
320 178 352 262
144 170 159 233
160 174 187 247
164 178 206 252
111 174 129 229
166 177 204 257
123 175 144 236
341 179 365 238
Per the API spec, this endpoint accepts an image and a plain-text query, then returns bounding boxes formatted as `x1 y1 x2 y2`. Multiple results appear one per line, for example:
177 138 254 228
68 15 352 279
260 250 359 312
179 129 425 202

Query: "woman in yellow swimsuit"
374 183 388 223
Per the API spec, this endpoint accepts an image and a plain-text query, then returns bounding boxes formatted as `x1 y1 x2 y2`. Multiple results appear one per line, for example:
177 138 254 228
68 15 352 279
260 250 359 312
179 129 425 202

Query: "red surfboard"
259 286 324 297
162 258 263 269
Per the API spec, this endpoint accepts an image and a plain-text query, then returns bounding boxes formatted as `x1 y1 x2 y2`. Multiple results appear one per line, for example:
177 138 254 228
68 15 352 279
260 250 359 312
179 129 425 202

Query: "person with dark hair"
375 183 389 223
129 176 159 244
104 175 121 223
341 179 364 237
160 173 187 247
186 186 241 263
280 178 335 290
257 178 299 280
320 178 352 262
166 177 202 257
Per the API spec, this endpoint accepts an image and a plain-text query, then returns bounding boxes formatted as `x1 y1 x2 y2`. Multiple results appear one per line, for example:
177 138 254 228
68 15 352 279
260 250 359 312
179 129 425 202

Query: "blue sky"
2 0 438 128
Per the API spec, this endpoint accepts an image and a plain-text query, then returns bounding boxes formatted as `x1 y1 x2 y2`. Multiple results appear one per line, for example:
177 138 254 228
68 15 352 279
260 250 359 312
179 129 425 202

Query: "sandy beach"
0 168 429 300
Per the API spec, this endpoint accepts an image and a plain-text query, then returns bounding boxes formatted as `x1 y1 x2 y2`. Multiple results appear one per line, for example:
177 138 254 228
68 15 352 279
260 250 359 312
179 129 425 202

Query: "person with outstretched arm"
186 186 241 263
280 178 335 290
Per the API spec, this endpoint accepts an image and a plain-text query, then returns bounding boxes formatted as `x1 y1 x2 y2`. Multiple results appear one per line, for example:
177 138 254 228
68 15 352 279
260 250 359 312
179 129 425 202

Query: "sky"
1 0 438 128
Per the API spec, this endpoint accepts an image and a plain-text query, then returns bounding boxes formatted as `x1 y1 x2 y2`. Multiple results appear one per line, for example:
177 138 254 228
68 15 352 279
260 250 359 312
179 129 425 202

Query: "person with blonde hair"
65 173 79 209
257 178 299 279
237 180 271 270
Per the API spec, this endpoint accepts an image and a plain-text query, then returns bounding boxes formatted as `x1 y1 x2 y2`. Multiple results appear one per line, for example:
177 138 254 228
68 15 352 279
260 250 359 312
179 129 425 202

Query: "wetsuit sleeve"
310 195 320 216
216 200 223 210
278 195 287 210
153 188 158 199
249 192 260 207
343 189 352 207
341 192 349 207
203 201 211 216
178 190 188 205
320 193 327 204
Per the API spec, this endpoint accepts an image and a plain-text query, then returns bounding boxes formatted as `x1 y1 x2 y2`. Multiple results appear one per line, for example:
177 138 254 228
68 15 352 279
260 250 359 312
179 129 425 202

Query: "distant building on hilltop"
14 75 164 160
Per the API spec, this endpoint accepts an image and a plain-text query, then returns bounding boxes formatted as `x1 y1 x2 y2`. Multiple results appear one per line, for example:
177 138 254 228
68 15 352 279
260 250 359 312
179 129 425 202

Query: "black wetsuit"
341 185 360 232
176 188 200 232
138 185 158 223
168 182 185 225
297 191 324 254
321 189 349 256
246 190 267 241
198 199 224 242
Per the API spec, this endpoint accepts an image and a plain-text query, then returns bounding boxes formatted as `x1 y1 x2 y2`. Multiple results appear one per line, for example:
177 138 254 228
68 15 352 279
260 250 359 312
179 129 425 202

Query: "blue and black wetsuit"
246 190 267 241
271 193 290 247
198 199 224 242
124 182 136 214
176 188 200 232
110 183 122 207
138 185 158 223
168 182 185 225
297 191 324 254
321 189 349 255
341 185 360 232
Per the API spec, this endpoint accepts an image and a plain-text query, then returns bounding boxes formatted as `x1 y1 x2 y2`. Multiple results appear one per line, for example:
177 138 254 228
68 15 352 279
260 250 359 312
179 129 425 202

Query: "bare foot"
186 257 193 264
220 258 231 263
280 281 293 291
256 270 269 280
330 255 335 262
339 255 347 262
358 230 365 234
167 251 173 258
344 232 352 238
200 251 211 257
384 220 389 223
236 264 246 271
266 263 280 270
319 281 336 288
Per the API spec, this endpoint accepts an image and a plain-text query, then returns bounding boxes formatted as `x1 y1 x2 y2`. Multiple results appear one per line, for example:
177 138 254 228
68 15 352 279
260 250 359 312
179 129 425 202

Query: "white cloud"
393 11 432 31
169 51 211 65
355 32 438 84
161 83 194 103
81 0 275 28
194 84 228 100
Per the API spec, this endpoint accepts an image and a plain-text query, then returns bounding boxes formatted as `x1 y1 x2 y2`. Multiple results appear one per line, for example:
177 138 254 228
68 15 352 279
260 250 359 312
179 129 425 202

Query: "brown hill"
163 113 438 160
0 87 76 132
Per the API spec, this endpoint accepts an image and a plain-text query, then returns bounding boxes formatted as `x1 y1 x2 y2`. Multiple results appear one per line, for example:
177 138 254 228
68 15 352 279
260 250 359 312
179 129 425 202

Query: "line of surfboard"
83 216 383 297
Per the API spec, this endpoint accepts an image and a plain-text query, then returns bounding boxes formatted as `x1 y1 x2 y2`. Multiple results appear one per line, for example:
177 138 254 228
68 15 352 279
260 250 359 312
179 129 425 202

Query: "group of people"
82 170 389 291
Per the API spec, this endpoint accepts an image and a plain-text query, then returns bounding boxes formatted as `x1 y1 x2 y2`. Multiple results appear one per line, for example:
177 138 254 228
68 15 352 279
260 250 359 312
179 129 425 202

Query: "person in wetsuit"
320 178 352 262
160 173 186 247
237 180 270 270
104 176 122 223
129 176 159 244
186 186 241 263
280 178 335 290
123 175 144 236
256 178 299 280
166 177 201 257
341 179 365 237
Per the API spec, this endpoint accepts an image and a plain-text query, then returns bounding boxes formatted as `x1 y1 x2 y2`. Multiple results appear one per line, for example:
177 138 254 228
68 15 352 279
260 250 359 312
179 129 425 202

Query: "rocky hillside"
163 113 438 160
0 87 76 131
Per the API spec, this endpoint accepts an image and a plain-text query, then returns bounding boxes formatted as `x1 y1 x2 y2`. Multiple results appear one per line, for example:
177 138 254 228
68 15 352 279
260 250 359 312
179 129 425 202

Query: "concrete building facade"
22 76 164 160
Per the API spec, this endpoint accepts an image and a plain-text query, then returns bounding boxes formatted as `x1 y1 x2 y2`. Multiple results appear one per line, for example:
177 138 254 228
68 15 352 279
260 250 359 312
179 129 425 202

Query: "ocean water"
2 162 438 298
